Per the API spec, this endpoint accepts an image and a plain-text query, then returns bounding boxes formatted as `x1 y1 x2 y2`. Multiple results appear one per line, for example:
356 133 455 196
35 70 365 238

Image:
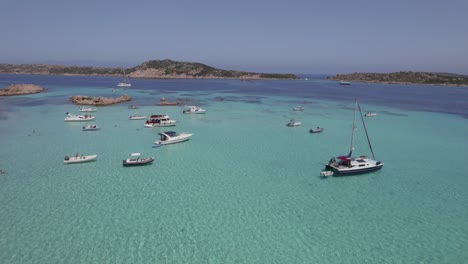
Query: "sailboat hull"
326 163 383 176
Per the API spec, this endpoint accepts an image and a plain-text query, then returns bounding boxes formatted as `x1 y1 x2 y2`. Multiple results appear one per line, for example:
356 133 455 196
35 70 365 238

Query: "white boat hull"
123 157 154 166
144 121 177 127
183 106 206 114
154 133 192 145
183 109 206 114
79 108 97 112
64 154 97 164
310 128 324 133
286 122 302 127
129 116 146 120
65 116 96 122
82 125 100 131
326 157 383 175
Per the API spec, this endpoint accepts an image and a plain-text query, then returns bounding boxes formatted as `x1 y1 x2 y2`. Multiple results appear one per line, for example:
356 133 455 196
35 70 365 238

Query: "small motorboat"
117 81 131 87
183 105 206 114
79 107 97 112
365 112 377 117
64 154 97 164
82 124 100 131
64 112 96 122
128 105 140 109
293 106 304 111
153 131 193 146
129 114 146 120
286 119 302 127
122 153 154 166
339 81 351 85
310 127 324 133
320 171 334 177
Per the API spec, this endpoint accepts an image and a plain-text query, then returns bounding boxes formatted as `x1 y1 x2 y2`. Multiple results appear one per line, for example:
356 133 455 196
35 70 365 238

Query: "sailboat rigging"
117 69 131 87
323 100 383 176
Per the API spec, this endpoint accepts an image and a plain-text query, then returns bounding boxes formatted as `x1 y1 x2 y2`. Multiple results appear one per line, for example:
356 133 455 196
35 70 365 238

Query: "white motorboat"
310 127 324 133
64 112 96 122
64 154 97 164
129 114 146 120
182 105 206 114
82 124 100 131
286 119 302 127
122 153 154 166
117 81 131 87
144 115 176 127
293 106 304 111
339 81 351 85
79 106 97 112
153 131 193 146
128 105 140 109
324 100 384 176
365 112 377 117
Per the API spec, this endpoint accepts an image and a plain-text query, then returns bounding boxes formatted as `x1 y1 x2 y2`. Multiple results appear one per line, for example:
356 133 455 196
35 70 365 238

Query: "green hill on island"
328 71 468 86
0 59 298 80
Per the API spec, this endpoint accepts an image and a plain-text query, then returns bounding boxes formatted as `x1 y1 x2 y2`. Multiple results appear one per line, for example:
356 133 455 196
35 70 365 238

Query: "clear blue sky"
1 0 467 74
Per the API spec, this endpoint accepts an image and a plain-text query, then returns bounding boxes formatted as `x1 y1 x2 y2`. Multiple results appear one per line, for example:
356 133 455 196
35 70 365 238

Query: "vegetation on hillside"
129 59 297 79
328 71 468 86
0 59 298 79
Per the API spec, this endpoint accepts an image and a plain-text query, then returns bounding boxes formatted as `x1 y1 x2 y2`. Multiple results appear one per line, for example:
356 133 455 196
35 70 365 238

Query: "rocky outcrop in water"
0 84 44 96
69 94 131 105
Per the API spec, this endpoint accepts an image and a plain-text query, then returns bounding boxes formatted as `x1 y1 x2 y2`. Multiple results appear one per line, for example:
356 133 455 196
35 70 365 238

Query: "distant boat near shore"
117 69 131 87
339 81 351 85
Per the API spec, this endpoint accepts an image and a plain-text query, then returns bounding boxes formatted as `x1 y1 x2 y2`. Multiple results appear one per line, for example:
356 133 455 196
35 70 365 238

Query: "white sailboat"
117 69 131 87
323 100 383 176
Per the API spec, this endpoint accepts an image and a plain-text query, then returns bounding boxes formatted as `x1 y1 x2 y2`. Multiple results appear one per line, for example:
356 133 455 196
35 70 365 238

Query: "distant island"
0 59 298 80
0 84 44 96
328 71 468 86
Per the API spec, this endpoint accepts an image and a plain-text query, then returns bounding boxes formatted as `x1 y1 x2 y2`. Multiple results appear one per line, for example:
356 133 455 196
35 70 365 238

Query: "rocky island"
0 59 298 80
0 84 44 96
328 71 468 86
69 94 131 105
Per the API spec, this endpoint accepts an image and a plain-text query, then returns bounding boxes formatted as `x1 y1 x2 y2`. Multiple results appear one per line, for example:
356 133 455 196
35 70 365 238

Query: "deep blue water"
1 74 467 118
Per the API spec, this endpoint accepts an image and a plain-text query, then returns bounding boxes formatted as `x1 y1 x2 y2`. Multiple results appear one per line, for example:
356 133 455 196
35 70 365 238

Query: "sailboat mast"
349 100 357 155
357 102 376 160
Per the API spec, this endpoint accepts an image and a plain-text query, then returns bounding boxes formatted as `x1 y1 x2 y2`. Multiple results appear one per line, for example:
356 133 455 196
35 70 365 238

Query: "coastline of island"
328 71 468 87
0 59 298 80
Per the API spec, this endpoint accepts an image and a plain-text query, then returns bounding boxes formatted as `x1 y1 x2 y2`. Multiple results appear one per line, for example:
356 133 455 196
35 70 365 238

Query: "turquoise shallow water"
0 76 468 263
